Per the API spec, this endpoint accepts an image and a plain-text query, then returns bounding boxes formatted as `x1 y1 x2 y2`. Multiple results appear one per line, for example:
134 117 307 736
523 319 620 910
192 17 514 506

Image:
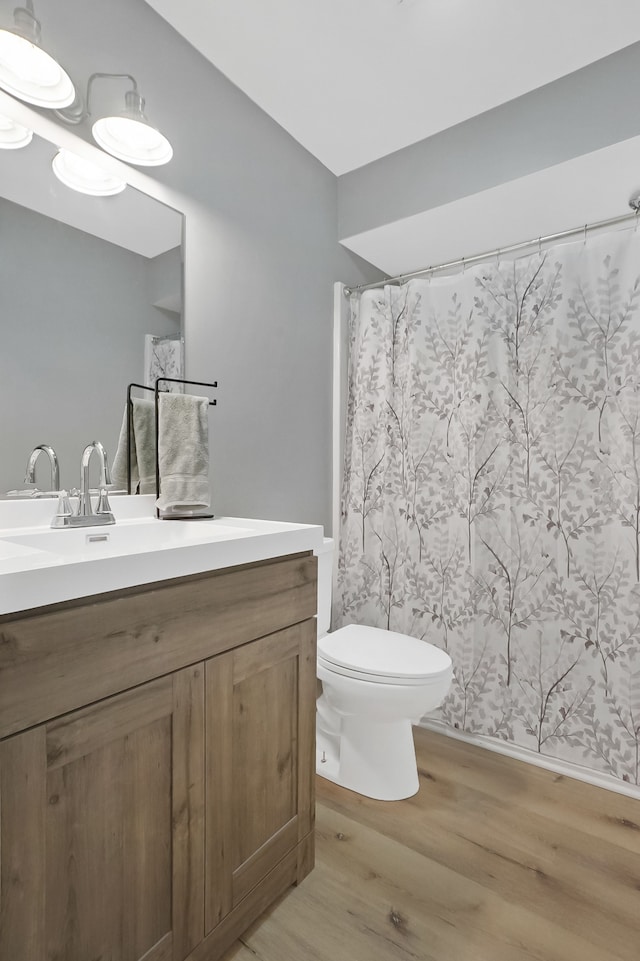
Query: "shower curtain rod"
342 202 640 297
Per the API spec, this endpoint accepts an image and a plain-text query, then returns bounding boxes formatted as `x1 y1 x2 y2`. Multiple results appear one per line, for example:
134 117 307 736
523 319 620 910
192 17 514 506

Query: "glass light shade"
0 111 32 148
52 149 127 196
92 115 173 166
0 29 75 107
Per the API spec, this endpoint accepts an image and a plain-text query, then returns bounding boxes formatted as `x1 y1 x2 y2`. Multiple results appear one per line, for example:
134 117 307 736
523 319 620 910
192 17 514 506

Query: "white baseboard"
419 718 640 801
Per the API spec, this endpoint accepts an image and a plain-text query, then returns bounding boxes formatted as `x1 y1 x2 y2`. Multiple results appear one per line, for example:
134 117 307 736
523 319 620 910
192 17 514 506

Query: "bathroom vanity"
0 501 321 961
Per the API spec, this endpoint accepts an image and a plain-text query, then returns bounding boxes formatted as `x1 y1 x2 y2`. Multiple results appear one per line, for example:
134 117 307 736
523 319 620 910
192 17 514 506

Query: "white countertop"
0 496 323 616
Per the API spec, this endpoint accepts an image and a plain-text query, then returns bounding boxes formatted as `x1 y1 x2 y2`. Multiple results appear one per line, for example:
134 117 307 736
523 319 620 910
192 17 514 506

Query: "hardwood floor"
221 727 640 961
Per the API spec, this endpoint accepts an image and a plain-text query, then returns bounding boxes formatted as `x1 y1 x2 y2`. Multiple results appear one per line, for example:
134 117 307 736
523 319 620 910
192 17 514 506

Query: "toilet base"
316 715 420 801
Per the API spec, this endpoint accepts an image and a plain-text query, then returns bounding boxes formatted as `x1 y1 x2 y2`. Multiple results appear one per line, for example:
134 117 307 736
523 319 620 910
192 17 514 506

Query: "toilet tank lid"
319 624 452 679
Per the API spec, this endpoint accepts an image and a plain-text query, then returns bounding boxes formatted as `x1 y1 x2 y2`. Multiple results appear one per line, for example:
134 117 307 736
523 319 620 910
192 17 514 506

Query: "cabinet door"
205 619 316 932
0 666 205 961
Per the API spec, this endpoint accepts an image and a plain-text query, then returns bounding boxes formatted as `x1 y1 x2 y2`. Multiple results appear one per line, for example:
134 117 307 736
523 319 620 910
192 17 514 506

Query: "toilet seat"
318 624 452 686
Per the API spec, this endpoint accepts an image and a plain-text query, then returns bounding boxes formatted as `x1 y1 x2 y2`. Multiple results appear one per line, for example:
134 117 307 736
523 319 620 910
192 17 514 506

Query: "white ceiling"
145 0 640 175
141 0 640 277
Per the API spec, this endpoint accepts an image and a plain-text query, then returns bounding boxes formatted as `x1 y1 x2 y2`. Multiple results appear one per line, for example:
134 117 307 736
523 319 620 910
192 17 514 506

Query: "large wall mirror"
0 131 183 494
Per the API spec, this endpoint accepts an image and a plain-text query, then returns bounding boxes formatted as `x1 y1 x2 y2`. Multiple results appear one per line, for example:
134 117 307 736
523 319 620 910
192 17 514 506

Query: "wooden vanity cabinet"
0 551 317 961
1 667 204 961
205 624 316 936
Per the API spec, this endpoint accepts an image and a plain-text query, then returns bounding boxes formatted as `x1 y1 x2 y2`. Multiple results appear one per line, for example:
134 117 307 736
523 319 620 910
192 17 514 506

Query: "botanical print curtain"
144 334 184 391
336 229 640 786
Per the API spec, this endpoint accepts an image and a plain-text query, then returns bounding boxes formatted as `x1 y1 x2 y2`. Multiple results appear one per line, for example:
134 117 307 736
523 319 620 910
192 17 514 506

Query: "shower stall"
333 211 640 795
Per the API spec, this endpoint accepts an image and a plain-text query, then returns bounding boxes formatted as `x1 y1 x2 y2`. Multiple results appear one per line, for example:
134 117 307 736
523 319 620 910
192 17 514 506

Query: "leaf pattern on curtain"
336 231 640 784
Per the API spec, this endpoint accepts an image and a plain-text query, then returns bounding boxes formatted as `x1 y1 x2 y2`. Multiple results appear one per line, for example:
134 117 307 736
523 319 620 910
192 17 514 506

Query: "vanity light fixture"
0 0 75 108
51 148 126 197
88 72 172 167
0 110 32 148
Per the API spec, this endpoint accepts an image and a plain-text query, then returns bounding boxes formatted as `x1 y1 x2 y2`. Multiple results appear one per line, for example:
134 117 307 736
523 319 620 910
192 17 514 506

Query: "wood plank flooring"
222 727 640 961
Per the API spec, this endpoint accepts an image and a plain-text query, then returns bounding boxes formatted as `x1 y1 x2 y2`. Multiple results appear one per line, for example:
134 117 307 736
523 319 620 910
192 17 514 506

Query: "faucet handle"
50 489 74 529
55 490 73 517
96 487 113 516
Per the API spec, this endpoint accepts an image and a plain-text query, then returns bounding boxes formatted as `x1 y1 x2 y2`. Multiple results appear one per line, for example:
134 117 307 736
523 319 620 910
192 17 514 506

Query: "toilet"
315 538 453 801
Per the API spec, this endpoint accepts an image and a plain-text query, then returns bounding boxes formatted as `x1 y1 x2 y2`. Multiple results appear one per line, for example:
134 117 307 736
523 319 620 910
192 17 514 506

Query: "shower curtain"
336 229 640 786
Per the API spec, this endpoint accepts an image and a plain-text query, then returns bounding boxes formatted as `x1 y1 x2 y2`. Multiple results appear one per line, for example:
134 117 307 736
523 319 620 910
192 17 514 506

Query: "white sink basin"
0 496 323 617
1 519 248 559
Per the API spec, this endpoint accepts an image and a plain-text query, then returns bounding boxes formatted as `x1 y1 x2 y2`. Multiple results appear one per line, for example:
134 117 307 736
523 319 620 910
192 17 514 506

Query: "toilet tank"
314 537 334 637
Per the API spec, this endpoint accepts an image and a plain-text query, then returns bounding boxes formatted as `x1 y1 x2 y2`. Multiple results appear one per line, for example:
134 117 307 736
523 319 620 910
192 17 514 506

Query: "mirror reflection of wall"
0 132 183 494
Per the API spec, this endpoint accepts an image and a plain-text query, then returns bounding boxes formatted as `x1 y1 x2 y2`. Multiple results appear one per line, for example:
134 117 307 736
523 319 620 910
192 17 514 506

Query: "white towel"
155 393 210 512
111 398 157 494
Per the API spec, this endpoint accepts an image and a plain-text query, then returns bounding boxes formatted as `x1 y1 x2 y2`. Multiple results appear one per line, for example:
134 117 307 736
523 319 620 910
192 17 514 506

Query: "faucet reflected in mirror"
24 444 60 494
51 441 115 529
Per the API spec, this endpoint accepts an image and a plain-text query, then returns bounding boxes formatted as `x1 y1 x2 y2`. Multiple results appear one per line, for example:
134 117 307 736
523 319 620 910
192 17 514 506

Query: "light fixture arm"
56 71 141 126
11 1 41 45
86 72 139 118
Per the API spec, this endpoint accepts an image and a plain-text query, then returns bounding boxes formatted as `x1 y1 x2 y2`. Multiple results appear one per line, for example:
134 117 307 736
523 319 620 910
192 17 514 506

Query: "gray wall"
148 246 183 318
22 0 382 531
0 198 177 492
338 41 640 240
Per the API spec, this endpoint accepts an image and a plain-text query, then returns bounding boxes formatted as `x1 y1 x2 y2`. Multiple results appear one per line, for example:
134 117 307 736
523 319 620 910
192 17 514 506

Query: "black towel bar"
125 378 218 516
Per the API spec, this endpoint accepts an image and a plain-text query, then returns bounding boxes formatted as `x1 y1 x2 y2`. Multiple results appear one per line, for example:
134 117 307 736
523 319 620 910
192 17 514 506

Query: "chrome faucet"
51 441 115 529
25 444 60 492
78 441 112 517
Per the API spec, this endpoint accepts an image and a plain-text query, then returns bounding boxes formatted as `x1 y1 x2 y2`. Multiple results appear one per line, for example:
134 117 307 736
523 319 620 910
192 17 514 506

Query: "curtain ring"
635 209 639 233
495 248 500 267
583 223 588 245
462 257 466 274
538 236 542 256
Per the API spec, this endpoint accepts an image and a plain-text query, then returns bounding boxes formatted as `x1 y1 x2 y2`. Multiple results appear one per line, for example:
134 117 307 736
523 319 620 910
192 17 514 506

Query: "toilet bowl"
315 540 453 801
